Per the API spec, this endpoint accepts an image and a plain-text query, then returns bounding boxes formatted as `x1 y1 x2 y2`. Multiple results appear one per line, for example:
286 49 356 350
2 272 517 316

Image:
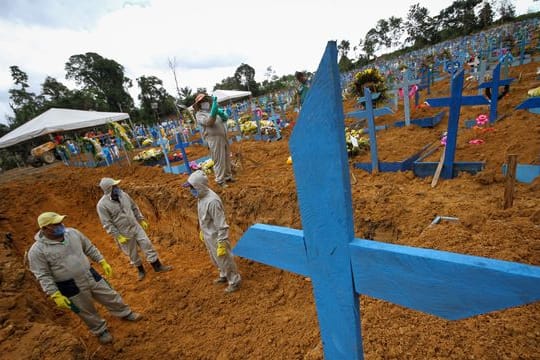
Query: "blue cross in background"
233 41 540 359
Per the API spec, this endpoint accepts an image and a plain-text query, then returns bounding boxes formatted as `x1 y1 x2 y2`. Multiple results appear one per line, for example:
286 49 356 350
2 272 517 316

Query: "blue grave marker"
233 41 540 360
393 70 421 126
477 62 514 123
349 89 392 172
425 69 489 179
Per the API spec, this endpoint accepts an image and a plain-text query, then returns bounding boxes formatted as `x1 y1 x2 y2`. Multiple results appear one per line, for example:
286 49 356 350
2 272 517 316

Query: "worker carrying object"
97 178 172 281
28 212 142 345
183 170 241 293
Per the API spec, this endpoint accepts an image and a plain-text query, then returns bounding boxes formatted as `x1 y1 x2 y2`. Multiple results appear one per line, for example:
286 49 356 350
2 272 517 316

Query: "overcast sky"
0 0 537 124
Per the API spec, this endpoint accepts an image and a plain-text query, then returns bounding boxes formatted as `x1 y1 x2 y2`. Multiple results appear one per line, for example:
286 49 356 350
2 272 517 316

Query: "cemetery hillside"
0 4 539 360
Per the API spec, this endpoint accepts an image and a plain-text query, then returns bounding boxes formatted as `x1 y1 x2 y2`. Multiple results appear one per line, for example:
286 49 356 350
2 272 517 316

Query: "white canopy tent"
0 108 130 148
211 89 252 103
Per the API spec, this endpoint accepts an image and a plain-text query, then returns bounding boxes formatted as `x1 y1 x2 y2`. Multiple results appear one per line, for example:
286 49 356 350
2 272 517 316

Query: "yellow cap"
37 212 66 228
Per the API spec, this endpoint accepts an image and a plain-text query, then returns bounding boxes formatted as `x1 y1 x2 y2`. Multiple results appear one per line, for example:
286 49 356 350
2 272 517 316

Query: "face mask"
190 188 199 198
111 187 121 200
52 224 65 237
200 102 210 111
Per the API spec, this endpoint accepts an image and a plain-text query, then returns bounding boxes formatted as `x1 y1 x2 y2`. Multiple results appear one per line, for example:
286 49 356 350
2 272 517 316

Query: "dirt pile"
0 61 539 359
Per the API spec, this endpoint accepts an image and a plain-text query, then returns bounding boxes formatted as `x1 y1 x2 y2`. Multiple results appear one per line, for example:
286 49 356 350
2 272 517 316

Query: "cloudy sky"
0 0 537 124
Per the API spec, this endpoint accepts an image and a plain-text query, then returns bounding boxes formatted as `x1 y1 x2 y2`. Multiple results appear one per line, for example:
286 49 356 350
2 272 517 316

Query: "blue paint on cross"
426 69 489 179
478 62 514 123
233 41 540 359
348 89 392 172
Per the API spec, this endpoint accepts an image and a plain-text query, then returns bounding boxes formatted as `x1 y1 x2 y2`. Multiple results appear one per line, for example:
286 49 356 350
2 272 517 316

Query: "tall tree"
65 52 134 112
234 63 259 95
405 4 435 47
137 75 176 123
338 40 351 58
478 1 494 28
7 66 40 128
497 0 516 21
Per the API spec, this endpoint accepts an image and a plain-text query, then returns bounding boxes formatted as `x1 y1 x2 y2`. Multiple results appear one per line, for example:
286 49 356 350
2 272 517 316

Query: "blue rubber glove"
210 96 219 117
217 109 228 122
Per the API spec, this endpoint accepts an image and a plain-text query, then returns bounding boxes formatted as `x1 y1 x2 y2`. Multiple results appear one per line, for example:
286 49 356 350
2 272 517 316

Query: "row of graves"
341 18 540 185
132 90 295 176
232 40 540 360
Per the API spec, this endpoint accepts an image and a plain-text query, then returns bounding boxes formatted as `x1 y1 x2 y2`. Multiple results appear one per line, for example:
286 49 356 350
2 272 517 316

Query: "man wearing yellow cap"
97 177 172 281
28 212 142 344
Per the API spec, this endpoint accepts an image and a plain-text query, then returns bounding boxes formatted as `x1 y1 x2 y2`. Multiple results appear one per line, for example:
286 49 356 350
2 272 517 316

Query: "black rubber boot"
151 259 172 272
137 265 146 281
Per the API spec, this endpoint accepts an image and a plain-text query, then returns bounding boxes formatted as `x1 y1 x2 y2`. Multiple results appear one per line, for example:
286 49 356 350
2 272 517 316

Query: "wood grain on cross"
233 41 540 360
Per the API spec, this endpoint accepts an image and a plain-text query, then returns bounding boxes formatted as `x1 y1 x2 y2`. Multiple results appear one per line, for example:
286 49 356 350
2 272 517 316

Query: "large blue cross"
392 70 421 126
233 41 540 359
426 69 489 179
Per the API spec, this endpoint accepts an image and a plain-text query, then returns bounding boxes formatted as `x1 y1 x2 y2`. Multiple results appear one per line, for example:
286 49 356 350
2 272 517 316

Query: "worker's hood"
186 170 209 197
99 177 121 194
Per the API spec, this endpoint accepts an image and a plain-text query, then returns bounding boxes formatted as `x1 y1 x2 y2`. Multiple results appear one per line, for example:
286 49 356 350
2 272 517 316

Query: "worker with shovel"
28 212 142 344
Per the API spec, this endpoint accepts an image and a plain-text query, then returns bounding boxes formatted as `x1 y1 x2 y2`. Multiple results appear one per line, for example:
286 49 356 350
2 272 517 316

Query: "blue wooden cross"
349 88 392 172
478 62 514 123
393 70 421 126
426 69 489 179
233 41 540 359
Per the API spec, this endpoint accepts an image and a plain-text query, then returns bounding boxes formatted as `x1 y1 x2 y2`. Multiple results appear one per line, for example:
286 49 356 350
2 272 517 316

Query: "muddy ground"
0 61 539 359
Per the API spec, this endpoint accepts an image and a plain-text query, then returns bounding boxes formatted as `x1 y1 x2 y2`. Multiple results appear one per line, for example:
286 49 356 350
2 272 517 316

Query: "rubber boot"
137 265 146 281
151 259 172 272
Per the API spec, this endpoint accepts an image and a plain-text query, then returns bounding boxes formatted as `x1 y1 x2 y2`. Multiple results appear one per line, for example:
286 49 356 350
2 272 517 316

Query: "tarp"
0 108 129 148
211 89 252 103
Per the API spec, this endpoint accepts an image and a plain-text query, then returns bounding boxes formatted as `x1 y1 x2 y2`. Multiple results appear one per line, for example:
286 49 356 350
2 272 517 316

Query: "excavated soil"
0 61 539 359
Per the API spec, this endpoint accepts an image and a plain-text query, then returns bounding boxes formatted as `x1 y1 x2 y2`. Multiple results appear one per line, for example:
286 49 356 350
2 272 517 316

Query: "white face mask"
201 102 210 111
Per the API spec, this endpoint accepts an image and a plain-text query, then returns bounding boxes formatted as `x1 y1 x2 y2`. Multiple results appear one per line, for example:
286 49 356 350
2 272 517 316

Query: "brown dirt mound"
0 61 539 359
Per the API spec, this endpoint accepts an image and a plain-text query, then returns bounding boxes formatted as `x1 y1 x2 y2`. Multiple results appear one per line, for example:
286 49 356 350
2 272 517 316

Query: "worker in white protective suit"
97 177 172 281
28 212 142 344
193 93 234 188
184 170 241 293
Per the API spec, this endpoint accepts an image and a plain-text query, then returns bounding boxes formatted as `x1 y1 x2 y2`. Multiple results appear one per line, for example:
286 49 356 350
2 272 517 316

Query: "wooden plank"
349 238 540 320
431 148 446 188
503 154 518 209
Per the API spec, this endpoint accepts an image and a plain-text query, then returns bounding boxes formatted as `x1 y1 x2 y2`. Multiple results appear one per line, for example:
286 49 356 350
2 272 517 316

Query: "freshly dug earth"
0 61 539 360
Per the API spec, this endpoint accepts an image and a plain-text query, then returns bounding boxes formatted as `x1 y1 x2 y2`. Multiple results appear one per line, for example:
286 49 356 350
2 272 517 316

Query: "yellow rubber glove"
217 241 227 257
140 220 149 231
51 290 71 310
117 234 129 244
100 259 113 277
199 230 204 243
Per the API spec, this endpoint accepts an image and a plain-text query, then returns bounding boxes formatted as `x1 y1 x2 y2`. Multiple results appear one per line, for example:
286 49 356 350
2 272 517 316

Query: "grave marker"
234 41 540 360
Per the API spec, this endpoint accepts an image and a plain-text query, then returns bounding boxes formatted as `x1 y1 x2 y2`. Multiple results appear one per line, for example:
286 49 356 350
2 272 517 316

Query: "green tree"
338 40 351 58
65 52 134 112
497 0 516 21
478 1 494 28
7 66 40 128
137 75 176 123
405 4 436 47
234 63 259 95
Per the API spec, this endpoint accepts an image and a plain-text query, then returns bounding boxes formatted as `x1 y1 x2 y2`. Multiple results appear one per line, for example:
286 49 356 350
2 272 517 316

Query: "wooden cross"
393 70 421 126
478 62 514 123
233 41 540 360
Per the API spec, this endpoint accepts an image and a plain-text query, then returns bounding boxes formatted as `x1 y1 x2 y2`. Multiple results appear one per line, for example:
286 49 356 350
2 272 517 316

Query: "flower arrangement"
349 68 387 105
109 122 134 150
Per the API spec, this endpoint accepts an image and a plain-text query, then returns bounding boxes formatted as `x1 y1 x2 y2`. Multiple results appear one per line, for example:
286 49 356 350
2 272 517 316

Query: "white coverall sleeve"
125 193 144 221
74 229 104 263
196 112 216 127
96 203 120 238
208 200 229 243
28 248 58 296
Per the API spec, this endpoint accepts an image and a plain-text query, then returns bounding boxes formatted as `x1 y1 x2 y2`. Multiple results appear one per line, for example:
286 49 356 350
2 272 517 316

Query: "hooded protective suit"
97 178 158 267
195 106 232 185
28 228 132 335
187 170 241 286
